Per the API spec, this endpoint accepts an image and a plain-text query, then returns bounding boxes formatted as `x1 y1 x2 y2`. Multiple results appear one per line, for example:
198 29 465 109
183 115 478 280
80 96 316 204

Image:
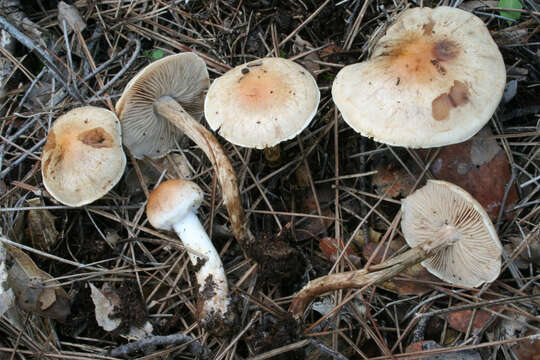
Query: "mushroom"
41 106 126 207
146 179 234 332
204 57 320 149
116 52 252 251
290 180 502 316
332 6 506 148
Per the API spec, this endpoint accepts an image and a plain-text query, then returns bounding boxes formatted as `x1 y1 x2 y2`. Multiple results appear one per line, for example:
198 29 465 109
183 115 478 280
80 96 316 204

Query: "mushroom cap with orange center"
332 6 506 148
41 106 126 206
204 58 320 149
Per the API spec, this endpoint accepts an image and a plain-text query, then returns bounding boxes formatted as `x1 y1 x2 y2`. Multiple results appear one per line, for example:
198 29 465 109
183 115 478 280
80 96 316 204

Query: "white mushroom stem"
173 210 230 320
289 246 430 317
154 96 254 250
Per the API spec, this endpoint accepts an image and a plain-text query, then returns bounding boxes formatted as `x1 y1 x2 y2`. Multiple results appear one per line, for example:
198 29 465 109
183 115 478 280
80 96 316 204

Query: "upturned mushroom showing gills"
146 179 234 332
41 106 126 207
116 52 251 252
290 180 502 316
204 57 320 149
332 6 506 148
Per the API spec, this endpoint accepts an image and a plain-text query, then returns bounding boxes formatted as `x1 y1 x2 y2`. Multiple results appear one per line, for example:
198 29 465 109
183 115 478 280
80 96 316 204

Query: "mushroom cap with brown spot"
146 179 203 231
41 106 126 207
332 6 506 148
401 180 502 287
204 58 320 149
116 52 209 159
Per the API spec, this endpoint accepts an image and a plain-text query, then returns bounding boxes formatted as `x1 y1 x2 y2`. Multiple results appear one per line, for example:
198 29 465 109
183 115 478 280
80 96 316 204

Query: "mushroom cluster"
36 4 508 337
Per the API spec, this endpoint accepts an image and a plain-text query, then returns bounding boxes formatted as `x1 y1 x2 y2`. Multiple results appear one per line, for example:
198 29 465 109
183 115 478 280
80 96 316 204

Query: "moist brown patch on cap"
433 40 460 62
432 81 470 120
78 127 115 148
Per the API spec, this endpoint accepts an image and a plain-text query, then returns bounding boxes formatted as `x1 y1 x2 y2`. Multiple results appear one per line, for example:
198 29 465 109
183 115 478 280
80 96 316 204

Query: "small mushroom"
401 180 502 286
146 179 234 332
332 6 506 148
204 57 320 149
116 53 252 251
41 106 126 207
290 180 502 316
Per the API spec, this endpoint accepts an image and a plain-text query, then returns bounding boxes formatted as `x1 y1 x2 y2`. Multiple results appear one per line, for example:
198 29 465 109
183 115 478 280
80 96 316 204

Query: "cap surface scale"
332 6 506 148
41 106 126 207
204 57 320 149
401 180 502 287
146 179 204 231
116 52 210 158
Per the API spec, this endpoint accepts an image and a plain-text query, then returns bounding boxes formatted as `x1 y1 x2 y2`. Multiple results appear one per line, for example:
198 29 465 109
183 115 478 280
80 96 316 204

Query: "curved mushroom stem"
173 210 233 329
289 246 429 317
154 96 254 251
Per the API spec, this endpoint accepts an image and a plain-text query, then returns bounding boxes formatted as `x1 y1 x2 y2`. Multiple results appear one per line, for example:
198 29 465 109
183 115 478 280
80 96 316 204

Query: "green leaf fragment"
498 0 523 21
151 49 164 61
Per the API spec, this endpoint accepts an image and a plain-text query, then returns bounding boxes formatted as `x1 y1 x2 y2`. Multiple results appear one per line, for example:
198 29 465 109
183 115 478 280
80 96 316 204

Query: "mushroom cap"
401 180 502 287
332 6 506 148
204 57 320 149
146 179 204 231
116 52 210 159
41 106 126 207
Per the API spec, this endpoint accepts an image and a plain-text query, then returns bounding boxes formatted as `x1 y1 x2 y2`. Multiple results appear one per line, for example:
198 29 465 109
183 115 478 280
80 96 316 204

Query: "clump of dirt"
248 231 304 292
248 314 302 360
115 281 148 332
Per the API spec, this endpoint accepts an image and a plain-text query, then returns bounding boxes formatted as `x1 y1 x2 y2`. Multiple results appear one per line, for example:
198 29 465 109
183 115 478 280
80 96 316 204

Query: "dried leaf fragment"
58 1 86 32
405 340 481 359
6 245 70 322
26 198 58 252
89 283 122 332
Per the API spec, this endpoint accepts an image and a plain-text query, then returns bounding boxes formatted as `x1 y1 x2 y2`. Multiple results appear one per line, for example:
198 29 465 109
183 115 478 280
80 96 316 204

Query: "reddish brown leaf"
512 332 540 360
372 162 416 198
422 127 518 220
405 340 481 359
446 306 499 334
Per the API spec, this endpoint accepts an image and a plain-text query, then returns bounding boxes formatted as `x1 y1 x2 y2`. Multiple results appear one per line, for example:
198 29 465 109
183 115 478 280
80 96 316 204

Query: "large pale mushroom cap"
204 57 320 149
332 6 506 148
41 106 126 207
401 180 502 287
116 52 209 158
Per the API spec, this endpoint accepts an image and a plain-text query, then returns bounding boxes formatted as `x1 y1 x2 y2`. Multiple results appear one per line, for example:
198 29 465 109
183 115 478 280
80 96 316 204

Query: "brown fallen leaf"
512 331 540 360
6 245 70 322
372 161 416 198
319 237 362 267
362 240 438 296
405 340 481 359
25 198 58 252
422 127 518 220
446 304 502 334
293 185 334 241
